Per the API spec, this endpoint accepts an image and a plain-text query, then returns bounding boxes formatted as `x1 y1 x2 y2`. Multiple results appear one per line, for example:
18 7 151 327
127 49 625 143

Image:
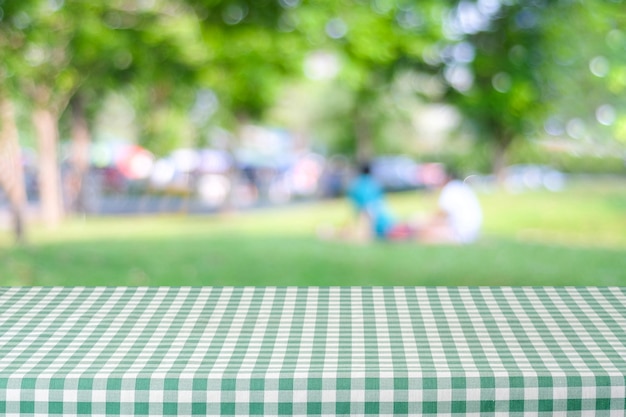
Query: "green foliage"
541 1 626 147
2 0 626 173
428 0 626 176
287 0 444 158
442 2 547 153
139 104 197 156
190 0 309 119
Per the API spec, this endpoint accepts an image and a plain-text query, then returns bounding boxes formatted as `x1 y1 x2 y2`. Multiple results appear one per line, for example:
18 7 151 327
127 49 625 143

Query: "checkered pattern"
0 287 625 416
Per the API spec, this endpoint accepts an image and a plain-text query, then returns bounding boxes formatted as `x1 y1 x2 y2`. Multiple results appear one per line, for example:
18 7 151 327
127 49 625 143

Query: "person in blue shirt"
348 161 421 241
317 161 414 242
347 162 396 239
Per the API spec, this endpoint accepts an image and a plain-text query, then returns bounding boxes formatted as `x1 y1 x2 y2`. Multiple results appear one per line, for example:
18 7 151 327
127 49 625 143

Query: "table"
0 287 625 416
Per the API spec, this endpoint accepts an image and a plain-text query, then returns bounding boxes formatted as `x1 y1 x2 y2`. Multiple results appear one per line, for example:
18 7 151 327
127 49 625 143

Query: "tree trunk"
0 96 27 244
355 112 373 164
67 94 91 214
353 91 374 164
492 138 509 187
10 205 26 244
33 106 64 227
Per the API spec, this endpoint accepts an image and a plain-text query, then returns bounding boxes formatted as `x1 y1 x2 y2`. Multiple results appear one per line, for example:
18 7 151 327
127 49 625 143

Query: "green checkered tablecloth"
0 287 625 416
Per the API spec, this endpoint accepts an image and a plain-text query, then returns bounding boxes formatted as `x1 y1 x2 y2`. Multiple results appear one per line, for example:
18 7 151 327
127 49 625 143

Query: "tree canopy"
1 0 624 185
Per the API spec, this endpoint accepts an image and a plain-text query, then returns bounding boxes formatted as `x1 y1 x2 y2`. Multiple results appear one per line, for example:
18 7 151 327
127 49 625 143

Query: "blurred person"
318 161 413 242
415 169 483 244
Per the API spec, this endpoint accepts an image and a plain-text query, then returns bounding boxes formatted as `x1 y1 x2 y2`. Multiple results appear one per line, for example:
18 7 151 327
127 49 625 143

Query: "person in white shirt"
417 171 483 244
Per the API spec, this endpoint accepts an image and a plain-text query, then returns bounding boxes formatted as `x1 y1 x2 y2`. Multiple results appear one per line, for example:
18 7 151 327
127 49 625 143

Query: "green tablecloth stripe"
108 288 170 376
596 287 626 319
381 287 409 373
39 288 119 378
448 288 496 370
140 288 201 376
488 287 556 373
168 287 222 377
95 288 161 374
222 287 266 375
197 287 244 373
278 287 309 371
249 287 285 371
403 286 436 370
538 287 606 372
472 287 535 373
0 287 625 416
2 288 91 375
428 288 464 369
516 288 581 370
575 287 626 362
309 288 329 371
361 287 378 373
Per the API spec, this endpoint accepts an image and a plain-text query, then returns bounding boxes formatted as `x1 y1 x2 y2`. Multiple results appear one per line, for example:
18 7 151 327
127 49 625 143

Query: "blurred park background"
1 0 625 286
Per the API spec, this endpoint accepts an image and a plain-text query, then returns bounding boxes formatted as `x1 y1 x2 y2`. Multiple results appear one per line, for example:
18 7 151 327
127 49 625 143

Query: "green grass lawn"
1 177 625 286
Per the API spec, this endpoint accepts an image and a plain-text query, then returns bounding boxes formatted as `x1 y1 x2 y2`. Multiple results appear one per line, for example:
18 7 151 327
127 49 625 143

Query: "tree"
9 0 85 227
289 0 445 162
189 0 308 121
186 0 448 163
540 1 626 154
439 0 626 179
0 97 27 243
0 0 40 241
62 0 210 210
2 0 214 223
437 0 549 180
